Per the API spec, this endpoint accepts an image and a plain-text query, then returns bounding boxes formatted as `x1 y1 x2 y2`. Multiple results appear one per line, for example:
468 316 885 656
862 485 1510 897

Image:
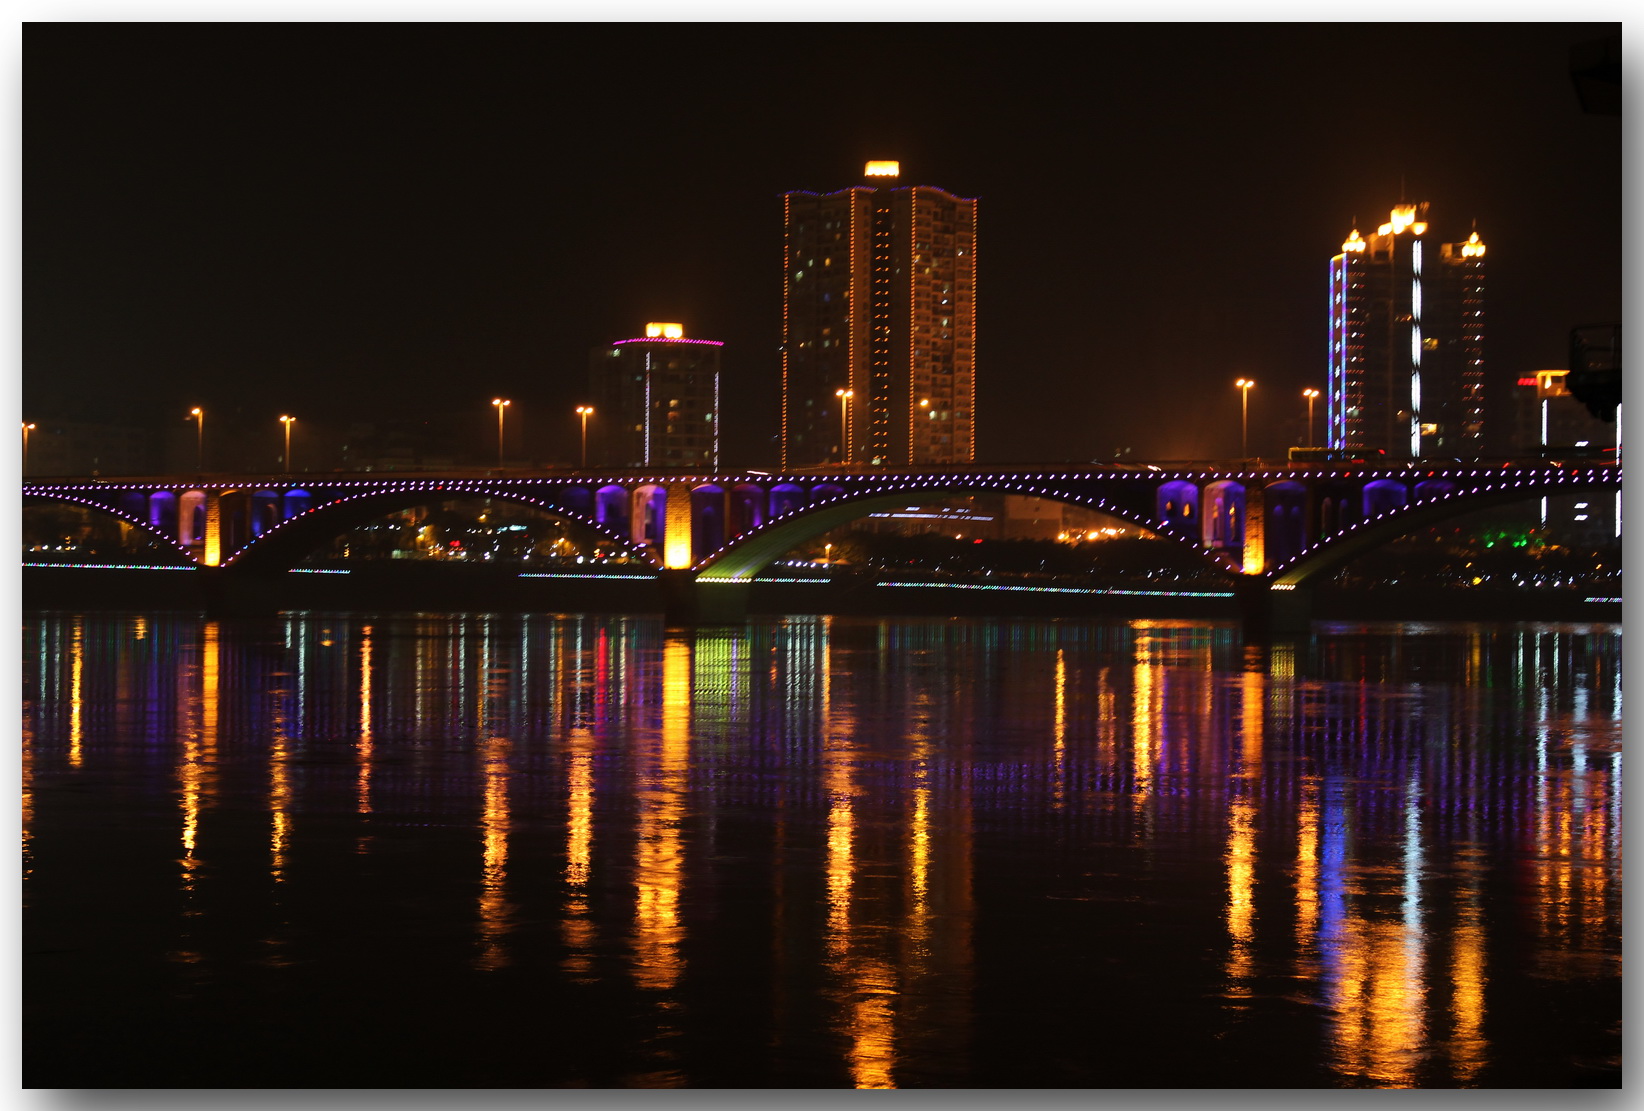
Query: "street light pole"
1302 388 1320 448
280 415 295 472
576 406 594 468
835 387 854 464
1235 378 1255 458
22 422 34 473
190 407 204 470
492 398 511 469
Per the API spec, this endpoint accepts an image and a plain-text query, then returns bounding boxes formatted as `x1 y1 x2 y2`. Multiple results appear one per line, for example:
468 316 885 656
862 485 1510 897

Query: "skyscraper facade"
1327 203 1486 457
588 323 722 468
782 161 977 467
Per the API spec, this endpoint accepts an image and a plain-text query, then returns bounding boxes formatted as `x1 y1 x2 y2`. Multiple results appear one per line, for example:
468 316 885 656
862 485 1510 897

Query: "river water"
22 612 1621 1088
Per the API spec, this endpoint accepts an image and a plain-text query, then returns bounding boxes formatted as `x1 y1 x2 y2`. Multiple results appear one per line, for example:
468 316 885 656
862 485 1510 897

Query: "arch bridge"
23 460 1619 626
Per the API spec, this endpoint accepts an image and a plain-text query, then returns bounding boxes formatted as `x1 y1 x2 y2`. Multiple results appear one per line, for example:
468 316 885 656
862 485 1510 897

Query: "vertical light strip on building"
1410 240 1424 456
848 191 861 460
780 194 792 469
908 188 920 464
967 197 978 462
642 350 653 468
1328 258 1341 450
1541 398 1550 524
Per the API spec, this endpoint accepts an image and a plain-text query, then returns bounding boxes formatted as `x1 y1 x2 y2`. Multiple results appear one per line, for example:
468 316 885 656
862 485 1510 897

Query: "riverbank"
22 562 1620 626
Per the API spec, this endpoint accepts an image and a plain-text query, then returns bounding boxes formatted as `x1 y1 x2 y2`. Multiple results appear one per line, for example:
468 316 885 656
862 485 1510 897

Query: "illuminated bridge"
23 460 1619 627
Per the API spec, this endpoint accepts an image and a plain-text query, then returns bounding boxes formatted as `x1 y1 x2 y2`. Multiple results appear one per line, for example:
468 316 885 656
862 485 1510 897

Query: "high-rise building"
1327 203 1486 457
588 322 722 469
1511 368 1619 539
782 161 977 467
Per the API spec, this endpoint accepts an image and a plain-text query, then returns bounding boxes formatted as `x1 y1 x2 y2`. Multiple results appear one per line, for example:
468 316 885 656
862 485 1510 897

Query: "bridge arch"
22 491 196 563
1272 471 1621 587
696 480 1236 583
219 487 655 574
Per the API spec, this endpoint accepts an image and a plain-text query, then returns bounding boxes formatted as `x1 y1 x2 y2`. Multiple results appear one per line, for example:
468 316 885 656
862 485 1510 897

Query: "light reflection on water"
21 612 1621 1088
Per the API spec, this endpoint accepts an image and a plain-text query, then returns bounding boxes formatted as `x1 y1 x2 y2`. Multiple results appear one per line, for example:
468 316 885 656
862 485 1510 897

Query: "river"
21 611 1621 1088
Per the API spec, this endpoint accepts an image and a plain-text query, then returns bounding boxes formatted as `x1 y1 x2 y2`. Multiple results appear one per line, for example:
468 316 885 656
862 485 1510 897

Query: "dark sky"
24 23 1623 467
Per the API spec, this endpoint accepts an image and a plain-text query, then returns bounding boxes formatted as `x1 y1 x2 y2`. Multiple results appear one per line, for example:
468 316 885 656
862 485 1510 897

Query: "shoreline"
21 563 1621 627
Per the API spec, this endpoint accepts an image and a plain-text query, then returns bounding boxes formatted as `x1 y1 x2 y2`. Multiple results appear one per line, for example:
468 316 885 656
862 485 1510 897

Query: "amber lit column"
180 621 221 893
475 735 514 970
201 492 224 567
1241 482 1266 575
355 626 374 819
67 617 85 769
562 725 597 981
632 638 690 992
1223 669 1264 985
662 482 696 570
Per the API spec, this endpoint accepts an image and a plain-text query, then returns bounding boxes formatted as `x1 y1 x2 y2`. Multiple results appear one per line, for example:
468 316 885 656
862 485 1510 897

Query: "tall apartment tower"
782 161 977 467
588 323 722 468
1327 203 1487 457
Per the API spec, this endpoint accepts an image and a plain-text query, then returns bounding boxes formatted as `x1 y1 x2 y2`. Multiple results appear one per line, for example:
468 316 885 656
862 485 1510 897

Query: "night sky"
24 23 1623 468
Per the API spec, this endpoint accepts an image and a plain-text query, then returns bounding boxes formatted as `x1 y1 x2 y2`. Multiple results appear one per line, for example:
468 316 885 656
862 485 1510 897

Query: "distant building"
589 323 722 469
1328 204 1486 457
782 161 977 467
24 420 158 476
1512 369 1619 540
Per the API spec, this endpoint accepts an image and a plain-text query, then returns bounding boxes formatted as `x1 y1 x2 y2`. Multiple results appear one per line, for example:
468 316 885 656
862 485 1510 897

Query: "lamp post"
576 405 594 468
22 422 34 472
189 407 204 470
491 398 510 469
1302 388 1320 448
279 415 295 472
835 387 854 463
1235 378 1255 458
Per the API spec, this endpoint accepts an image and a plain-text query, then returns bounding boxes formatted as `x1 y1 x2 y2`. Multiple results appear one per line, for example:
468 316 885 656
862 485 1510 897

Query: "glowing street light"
279 415 296 472
1302 388 1321 448
491 398 511 469
1235 378 1256 458
835 387 854 463
21 422 35 472
189 407 204 470
576 405 594 468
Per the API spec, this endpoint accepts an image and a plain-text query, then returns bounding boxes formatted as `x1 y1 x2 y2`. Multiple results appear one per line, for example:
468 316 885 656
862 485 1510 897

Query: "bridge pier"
659 570 750 625
1235 579 1314 639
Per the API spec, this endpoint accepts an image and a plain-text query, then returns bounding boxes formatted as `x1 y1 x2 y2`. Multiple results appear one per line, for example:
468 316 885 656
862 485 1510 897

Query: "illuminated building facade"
589 323 722 469
1512 369 1619 538
782 161 977 467
1327 204 1486 457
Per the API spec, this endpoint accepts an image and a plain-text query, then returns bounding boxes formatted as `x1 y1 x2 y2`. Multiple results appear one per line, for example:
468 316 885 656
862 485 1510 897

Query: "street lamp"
189 407 204 470
835 387 854 463
576 405 594 468
22 422 35 472
1235 378 1255 458
491 398 511 469
1302 388 1321 448
279 415 296 472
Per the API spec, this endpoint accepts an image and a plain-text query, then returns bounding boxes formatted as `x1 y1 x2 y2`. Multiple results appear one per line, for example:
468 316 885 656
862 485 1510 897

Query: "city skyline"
24 24 1622 467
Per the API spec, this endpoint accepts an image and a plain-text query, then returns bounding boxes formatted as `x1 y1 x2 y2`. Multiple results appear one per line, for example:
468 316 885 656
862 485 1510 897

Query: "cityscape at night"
20 21 1623 1096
